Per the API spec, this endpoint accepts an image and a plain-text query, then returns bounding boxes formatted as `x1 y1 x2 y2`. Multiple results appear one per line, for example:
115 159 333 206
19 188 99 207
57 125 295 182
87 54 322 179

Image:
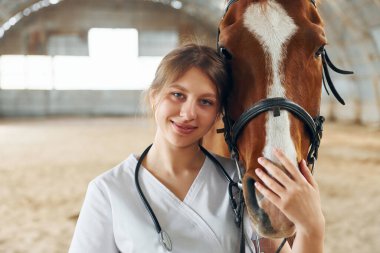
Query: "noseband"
216 1 353 252
219 98 325 170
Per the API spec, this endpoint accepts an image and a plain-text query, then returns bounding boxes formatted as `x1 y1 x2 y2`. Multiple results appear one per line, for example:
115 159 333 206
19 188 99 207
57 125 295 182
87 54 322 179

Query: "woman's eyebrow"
168 84 187 91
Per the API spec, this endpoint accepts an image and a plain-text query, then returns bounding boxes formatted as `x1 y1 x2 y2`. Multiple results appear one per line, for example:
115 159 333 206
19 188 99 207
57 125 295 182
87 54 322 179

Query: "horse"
203 0 353 243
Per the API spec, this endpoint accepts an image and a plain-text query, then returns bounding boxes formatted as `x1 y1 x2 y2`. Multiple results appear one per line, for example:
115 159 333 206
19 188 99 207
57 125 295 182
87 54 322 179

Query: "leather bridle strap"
232 98 316 145
223 97 325 165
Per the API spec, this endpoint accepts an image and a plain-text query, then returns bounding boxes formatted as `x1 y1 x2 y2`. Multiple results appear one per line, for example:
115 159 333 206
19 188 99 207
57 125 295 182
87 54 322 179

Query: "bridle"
216 0 353 252
220 97 325 173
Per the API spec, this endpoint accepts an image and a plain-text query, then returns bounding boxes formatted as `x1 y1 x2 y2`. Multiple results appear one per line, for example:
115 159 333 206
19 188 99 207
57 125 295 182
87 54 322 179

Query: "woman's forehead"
168 68 218 97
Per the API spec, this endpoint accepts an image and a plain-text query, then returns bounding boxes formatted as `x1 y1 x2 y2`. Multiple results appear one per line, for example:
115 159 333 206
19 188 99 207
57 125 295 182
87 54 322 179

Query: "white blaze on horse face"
243 1 299 167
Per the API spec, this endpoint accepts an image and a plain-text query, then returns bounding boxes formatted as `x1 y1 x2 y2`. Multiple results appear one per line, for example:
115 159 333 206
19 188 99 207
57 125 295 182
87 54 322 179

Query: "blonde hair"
146 43 231 113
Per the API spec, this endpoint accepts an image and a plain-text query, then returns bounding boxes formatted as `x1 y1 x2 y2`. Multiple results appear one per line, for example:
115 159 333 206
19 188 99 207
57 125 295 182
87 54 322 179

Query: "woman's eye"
172 92 184 99
315 45 325 58
200 99 214 106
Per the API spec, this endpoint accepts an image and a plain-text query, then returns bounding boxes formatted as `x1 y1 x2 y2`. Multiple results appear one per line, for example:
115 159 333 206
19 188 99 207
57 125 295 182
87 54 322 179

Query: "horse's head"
218 0 346 238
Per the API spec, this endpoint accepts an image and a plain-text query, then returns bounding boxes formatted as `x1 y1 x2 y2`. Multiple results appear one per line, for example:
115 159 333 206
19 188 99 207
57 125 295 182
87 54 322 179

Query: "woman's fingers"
256 149 319 198
272 148 302 180
257 157 292 187
255 167 285 196
256 149 317 192
299 159 318 188
255 149 325 234
254 181 281 206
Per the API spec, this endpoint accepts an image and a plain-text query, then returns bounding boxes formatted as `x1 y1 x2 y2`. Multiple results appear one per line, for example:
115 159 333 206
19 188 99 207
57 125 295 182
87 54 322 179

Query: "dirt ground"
0 117 379 253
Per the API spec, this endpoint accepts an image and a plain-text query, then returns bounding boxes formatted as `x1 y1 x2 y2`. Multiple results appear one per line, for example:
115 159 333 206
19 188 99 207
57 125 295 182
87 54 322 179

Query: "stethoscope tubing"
134 144 241 252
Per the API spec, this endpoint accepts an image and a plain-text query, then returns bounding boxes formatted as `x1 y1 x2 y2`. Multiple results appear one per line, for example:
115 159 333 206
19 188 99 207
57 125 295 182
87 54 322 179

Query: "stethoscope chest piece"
159 230 172 251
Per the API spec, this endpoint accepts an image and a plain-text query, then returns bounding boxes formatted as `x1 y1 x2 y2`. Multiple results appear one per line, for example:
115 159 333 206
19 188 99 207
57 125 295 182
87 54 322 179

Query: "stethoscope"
134 144 245 252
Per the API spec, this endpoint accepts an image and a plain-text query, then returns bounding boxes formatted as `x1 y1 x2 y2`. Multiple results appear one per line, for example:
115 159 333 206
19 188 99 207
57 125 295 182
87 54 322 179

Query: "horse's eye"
219 47 232 60
315 46 325 58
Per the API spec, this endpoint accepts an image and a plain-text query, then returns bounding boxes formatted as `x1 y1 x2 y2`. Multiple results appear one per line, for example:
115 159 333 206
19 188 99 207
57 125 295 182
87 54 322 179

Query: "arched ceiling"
1 0 380 43
0 0 223 36
1 0 380 38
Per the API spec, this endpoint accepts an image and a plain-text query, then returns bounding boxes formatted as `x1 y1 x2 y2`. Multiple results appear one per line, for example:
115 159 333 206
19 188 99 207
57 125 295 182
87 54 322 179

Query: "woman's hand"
254 148 325 239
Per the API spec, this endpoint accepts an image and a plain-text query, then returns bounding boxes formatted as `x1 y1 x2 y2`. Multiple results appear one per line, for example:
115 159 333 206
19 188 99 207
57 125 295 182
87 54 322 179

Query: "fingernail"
258 157 264 163
255 168 261 174
302 159 307 167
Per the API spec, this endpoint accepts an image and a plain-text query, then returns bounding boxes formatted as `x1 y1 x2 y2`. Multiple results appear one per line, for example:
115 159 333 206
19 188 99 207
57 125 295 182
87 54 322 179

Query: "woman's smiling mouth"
171 121 198 135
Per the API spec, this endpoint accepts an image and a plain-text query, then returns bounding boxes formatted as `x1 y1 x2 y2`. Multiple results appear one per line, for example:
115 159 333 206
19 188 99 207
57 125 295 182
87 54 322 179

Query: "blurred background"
0 0 379 252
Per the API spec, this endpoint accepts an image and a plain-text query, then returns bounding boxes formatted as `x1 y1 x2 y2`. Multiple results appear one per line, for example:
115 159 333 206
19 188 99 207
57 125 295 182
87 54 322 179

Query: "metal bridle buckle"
228 181 244 226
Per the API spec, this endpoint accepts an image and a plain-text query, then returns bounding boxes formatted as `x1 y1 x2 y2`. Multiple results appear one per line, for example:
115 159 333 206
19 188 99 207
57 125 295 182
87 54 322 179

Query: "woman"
69 44 325 253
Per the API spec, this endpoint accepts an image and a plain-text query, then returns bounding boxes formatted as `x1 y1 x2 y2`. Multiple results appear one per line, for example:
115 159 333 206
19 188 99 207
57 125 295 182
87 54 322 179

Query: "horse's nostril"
246 177 261 212
245 176 274 233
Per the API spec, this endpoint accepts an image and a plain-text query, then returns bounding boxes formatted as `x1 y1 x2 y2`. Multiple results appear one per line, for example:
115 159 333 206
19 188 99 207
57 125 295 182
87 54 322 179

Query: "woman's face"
152 67 220 149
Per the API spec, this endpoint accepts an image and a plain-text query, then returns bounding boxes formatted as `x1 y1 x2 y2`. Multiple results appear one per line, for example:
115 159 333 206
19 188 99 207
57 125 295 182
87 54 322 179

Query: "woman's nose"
180 100 197 120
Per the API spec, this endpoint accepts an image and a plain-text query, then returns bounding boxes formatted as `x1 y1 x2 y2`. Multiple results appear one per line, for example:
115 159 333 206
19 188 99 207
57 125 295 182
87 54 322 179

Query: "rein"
216 0 353 252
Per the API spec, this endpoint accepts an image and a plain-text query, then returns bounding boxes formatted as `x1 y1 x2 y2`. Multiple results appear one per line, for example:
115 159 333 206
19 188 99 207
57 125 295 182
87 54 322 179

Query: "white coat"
69 153 257 253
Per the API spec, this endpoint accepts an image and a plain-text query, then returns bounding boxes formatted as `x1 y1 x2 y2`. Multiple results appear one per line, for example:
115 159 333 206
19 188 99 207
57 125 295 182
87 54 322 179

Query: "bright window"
0 28 167 90
88 28 138 59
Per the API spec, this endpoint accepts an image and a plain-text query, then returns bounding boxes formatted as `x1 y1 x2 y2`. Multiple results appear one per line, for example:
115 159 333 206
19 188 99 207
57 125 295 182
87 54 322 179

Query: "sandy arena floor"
0 117 379 253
